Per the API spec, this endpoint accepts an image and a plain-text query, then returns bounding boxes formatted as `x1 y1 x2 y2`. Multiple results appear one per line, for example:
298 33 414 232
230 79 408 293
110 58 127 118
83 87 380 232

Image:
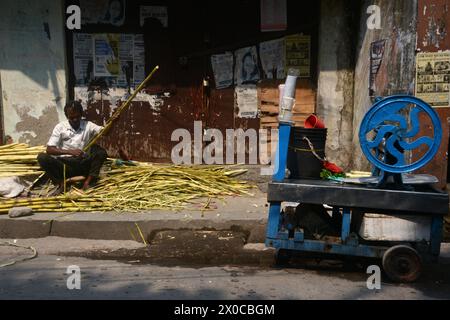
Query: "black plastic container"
287 127 327 179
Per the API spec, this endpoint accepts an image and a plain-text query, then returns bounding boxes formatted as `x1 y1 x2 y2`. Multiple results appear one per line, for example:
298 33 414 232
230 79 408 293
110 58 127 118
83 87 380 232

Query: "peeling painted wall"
352 0 418 170
417 0 450 51
317 0 356 170
417 0 450 187
0 0 67 145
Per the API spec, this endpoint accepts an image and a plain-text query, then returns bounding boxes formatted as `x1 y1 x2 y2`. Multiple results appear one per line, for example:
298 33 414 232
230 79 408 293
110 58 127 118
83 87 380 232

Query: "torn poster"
94 34 120 78
211 52 234 89
80 0 126 26
369 39 386 96
260 0 287 32
259 38 285 79
285 34 310 78
73 33 94 86
75 33 145 89
140 6 168 27
133 35 146 87
235 85 258 118
416 51 450 107
117 34 134 88
234 46 260 85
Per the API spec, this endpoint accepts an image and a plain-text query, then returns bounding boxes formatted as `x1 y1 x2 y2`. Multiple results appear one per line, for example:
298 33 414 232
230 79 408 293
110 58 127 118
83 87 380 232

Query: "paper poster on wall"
285 34 310 78
80 0 126 26
369 39 386 96
259 38 285 79
234 46 260 85
117 34 134 88
140 6 168 27
94 34 120 77
73 33 94 86
211 53 234 89
416 51 450 107
235 85 258 118
74 33 144 88
133 35 146 87
260 0 287 32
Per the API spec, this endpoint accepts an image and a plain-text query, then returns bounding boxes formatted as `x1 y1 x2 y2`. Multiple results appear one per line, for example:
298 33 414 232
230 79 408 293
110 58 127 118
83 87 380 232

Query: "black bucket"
287 127 327 179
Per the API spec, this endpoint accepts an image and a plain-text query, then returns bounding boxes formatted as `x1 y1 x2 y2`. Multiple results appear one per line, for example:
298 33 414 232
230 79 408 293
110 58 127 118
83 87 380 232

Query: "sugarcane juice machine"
265 75 449 282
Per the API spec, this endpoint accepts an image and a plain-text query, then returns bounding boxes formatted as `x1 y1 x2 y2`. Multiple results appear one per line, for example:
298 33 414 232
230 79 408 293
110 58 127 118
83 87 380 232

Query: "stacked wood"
258 79 316 128
257 79 317 160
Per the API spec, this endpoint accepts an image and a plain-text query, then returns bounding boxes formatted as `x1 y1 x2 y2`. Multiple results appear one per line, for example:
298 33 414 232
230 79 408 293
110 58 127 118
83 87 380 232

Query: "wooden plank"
260 105 279 113
293 105 315 114
260 123 279 128
294 95 316 106
259 84 316 101
261 116 279 123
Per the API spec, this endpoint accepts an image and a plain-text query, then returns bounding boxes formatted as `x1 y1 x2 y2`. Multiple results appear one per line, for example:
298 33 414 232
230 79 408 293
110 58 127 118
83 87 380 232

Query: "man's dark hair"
64 101 83 116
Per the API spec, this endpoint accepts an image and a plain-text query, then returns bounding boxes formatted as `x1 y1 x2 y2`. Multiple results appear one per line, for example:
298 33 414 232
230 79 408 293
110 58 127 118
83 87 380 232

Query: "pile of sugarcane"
84 164 251 211
0 143 44 177
0 147 252 213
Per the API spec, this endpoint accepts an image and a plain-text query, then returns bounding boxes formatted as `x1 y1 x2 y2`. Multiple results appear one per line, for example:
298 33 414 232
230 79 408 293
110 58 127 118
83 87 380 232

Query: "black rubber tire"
275 249 291 266
382 245 422 283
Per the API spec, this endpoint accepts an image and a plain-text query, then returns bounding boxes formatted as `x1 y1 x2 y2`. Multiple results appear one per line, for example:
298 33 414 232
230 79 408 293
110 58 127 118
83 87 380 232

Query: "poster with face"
234 46 260 85
80 0 126 26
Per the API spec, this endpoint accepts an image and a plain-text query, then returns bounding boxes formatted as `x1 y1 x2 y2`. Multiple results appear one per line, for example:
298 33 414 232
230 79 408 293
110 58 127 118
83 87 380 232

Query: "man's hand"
68 149 85 157
46 146 85 157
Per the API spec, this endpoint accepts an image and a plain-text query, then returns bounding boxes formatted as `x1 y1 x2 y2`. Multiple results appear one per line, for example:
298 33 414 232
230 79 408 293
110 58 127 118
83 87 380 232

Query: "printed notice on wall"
285 34 310 78
369 39 386 96
416 52 450 107
235 85 258 118
259 38 285 79
117 34 134 88
234 46 261 85
73 33 94 86
94 34 120 78
140 6 168 27
133 35 146 87
80 0 126 26
211 52 234 89
260 0 287 32
74 33 145 89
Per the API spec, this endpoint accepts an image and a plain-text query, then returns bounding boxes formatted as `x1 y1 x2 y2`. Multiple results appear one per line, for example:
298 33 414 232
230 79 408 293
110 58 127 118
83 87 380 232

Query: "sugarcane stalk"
83 65 160 151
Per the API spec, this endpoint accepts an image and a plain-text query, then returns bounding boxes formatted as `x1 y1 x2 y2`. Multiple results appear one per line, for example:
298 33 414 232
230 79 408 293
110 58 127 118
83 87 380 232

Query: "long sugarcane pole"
84 65 160 151
28 65 160 192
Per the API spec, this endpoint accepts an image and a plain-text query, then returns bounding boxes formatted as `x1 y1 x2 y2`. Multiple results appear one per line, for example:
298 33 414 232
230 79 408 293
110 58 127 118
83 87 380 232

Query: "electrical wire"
0 241 38 268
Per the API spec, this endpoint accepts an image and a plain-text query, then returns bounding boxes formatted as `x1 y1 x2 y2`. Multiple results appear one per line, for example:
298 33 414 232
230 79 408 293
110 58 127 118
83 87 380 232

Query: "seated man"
37 101 108 192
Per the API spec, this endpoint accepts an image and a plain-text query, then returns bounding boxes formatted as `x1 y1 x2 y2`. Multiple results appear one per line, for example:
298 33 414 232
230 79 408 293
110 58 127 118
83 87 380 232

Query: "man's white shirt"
47 120 103 156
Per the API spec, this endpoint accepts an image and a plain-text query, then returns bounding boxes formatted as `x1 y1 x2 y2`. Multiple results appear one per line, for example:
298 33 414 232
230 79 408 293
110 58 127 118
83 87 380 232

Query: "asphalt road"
1 238 449 300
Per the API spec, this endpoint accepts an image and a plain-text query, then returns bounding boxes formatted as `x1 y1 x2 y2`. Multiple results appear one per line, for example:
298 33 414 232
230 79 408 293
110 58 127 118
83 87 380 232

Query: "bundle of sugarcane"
0 194 110 214
0 143 45 177
0 163 251 213
86 164 251 211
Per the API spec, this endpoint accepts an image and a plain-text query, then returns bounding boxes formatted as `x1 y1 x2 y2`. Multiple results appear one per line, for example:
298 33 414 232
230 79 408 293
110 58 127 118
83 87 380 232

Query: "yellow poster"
415 51 450 107
285 34 310 78
94 33 120 77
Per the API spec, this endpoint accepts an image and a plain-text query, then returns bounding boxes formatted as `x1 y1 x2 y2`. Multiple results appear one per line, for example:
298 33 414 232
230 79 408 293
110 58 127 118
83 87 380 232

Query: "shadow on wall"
0 0 66 144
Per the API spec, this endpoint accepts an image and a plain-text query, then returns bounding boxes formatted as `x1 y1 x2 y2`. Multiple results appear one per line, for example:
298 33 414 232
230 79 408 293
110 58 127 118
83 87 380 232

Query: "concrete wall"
0 0 67 145
352 0 418 170
317 0 357 170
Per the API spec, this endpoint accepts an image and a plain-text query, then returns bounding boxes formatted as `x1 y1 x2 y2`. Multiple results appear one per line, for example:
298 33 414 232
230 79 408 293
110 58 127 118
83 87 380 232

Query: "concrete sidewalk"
0 189 269 244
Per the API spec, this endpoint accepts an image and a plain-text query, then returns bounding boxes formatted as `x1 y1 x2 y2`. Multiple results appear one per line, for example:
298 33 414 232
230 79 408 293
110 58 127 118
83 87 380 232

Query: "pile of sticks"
0 145 252 213
0 143 45 177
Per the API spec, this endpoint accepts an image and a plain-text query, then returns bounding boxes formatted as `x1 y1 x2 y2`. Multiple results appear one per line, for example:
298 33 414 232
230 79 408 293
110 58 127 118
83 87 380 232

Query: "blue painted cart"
265 96 449 282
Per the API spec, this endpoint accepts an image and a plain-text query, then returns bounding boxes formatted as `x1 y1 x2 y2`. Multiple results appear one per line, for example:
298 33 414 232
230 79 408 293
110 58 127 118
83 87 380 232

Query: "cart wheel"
275 249 291 266
382 245 422 283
